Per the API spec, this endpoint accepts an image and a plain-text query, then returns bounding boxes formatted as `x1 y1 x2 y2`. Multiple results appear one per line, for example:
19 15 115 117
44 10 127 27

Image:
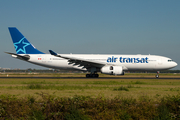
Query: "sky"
0 0 180 70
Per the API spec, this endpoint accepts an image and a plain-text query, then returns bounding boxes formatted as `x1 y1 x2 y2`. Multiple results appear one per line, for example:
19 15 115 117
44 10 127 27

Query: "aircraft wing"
49 50 109 69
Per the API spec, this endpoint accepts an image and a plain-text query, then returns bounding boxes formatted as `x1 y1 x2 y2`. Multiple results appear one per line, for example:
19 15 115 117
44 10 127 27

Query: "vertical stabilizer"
8 27 44 54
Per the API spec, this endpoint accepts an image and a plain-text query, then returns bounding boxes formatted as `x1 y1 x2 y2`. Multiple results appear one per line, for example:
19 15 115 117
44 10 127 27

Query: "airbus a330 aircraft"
6 27 178 78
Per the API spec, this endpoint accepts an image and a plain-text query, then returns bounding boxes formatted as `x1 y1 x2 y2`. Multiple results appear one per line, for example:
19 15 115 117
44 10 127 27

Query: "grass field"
0 73 179 100
0 73 180 119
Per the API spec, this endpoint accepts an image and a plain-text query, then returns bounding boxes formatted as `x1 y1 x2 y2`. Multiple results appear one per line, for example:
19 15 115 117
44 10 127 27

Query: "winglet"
49 50 58 56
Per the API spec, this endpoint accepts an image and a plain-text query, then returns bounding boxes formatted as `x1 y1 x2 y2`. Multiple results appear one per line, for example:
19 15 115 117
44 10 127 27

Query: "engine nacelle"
101 66 124 75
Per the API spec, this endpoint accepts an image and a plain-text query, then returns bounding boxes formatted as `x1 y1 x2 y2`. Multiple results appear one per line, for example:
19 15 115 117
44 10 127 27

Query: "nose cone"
166 61 178 69
173 62 178 67
170 61 178 69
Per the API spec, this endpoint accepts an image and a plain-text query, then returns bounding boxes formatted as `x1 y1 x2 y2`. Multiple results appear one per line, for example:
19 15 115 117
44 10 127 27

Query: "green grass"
0 94 180 119
113 86 129 91
0 73 180 119
0 73 179 99
5 84 110 90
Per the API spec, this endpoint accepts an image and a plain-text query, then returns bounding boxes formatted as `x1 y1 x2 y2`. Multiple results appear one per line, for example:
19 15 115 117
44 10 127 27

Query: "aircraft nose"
173 62 178 67
174 62 178 67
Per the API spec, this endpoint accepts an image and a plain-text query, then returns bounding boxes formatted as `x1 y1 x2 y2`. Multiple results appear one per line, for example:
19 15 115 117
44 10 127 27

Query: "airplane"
5 27 178 78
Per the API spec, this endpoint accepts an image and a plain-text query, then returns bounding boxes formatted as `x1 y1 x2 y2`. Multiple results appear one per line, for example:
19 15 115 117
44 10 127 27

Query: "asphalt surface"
0 77 180 79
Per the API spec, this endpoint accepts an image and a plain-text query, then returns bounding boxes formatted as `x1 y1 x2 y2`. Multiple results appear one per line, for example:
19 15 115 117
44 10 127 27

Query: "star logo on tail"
14 37 30 54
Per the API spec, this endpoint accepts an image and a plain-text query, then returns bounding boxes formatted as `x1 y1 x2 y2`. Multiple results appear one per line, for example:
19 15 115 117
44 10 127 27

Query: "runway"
0 77 180 79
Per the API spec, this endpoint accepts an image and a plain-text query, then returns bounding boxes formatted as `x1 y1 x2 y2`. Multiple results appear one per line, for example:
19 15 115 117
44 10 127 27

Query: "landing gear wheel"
90 74 93 78
155 71 160 78
92 74 96 78
86 74 90 78
86 74 99 78
155 75 159 78
95 74 99 78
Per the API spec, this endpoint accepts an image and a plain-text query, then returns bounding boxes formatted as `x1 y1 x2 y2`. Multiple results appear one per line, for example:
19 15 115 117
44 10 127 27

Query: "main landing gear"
86 74 99 78
156 71 160 78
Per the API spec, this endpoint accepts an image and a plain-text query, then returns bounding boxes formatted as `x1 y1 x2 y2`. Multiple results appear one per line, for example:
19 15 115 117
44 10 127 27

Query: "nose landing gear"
156 71 160 78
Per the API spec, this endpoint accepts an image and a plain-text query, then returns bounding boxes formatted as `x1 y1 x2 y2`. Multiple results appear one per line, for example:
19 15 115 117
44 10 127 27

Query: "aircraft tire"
86 74 99 78
95 74 99 78
156 75 159 78
92 74 96 78
86 74 90 78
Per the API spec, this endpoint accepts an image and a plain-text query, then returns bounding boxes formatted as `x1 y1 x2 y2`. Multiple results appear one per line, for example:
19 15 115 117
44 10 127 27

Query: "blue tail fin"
8 27 44 54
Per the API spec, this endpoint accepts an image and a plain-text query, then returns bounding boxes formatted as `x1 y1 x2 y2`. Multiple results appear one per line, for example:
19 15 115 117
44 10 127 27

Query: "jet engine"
101 66 124 75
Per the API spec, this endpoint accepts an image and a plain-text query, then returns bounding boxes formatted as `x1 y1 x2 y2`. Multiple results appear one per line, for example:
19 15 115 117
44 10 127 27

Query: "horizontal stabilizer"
5 52 30 61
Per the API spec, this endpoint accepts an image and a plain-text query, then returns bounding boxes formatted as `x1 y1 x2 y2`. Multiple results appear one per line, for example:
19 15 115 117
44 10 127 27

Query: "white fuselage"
7 27 178 77
15 54 177 71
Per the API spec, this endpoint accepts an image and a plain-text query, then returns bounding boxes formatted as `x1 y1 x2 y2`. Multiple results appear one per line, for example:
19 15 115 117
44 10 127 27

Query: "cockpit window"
168 60 173 62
